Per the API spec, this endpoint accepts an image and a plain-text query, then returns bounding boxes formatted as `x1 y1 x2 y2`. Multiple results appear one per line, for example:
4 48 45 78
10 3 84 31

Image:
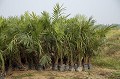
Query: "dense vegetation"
0 4 116 75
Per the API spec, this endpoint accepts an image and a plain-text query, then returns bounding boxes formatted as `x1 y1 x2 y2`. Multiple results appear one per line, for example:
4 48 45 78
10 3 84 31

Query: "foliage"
40 54 51 66
0 3 116 72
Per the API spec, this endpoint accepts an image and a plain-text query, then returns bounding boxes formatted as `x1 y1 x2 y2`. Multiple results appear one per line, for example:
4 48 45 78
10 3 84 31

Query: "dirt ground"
6 67 119 79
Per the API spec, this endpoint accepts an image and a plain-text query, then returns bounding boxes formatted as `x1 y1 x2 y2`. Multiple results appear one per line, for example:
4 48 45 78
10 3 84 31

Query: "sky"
0 0 120 24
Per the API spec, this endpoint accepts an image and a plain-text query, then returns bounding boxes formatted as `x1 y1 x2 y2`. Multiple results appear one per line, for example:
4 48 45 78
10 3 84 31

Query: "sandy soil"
6 67 119 79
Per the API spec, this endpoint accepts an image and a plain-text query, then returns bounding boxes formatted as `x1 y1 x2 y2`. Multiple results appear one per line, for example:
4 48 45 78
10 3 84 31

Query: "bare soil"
6 67 119 79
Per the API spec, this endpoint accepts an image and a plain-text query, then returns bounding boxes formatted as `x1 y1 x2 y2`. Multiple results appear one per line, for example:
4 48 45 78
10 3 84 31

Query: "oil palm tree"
0 3 116 74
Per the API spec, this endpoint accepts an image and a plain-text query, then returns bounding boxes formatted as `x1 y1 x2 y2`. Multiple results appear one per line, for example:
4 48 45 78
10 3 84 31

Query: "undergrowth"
93 55 120 70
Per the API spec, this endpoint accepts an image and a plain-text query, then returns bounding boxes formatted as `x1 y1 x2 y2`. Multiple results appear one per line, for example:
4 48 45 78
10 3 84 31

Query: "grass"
106 29 120 38
50 77 84 79
12 73 33 79
93 55 120 70
92 29 120 70
108 71 120 79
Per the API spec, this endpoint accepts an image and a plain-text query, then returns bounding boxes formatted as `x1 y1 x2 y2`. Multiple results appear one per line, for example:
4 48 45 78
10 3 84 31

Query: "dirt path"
6 67 119 79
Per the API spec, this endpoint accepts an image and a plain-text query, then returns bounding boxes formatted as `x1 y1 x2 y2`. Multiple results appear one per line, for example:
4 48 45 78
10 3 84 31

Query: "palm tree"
0 3 116 74
50 3 67 71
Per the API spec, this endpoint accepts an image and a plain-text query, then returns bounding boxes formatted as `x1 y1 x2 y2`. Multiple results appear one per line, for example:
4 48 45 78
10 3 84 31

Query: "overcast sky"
0 0 120 24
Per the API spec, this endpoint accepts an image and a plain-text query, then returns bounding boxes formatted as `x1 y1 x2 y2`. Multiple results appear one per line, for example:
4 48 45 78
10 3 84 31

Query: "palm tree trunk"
54 55 58 70
75 53 82 72
60 52 65 71
83 55 89 71
88 56 91 69
64 55 69 71
70 52 75 71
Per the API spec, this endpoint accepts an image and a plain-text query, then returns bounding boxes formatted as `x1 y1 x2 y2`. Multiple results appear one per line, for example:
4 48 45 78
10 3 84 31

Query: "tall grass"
93 56 120 70
93 29 120 70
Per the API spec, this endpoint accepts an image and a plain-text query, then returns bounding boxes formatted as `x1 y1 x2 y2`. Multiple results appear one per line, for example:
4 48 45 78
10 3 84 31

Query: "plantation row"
0 4 115 74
